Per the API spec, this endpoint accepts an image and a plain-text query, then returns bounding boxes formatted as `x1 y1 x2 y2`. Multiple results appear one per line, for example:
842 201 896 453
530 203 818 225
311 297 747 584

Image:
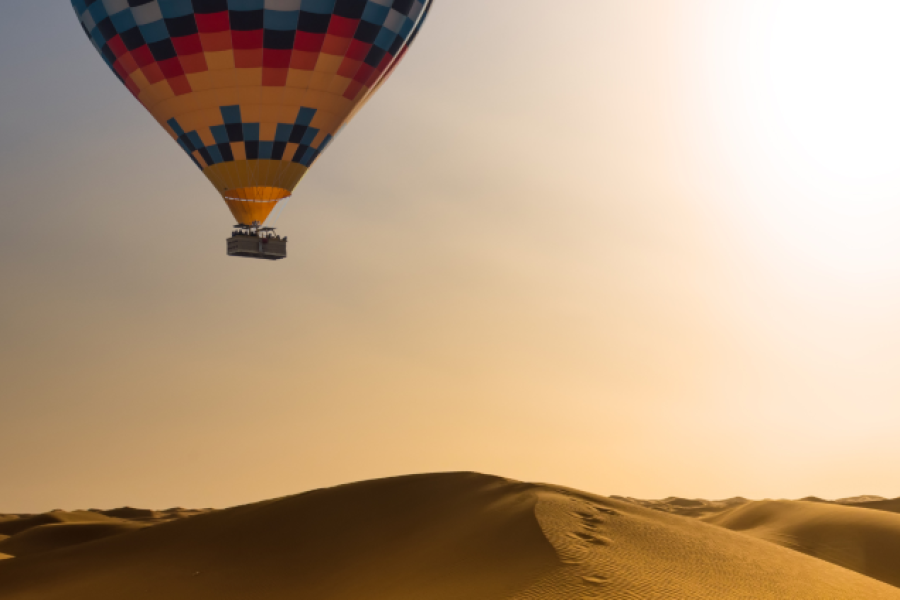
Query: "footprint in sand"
569 532 612 545
580 517 605 528
574 511 605 522
593 507 620 516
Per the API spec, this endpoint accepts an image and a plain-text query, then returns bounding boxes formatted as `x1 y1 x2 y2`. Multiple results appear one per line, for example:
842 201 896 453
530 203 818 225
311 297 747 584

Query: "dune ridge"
844 498 900 515
0 522 149 559
2 474 900 599
506 485 900 599
0 511 116 537
0 473 558 600
705 499 900 588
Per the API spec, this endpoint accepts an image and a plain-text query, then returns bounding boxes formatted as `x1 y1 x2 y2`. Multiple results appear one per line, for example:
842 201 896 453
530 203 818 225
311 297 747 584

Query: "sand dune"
844 498 900 515
0 522 148 559
0 511 116 537
2 474 900 599
96 508 156 520
837 495 888 504
611 495 748 518
705 499 900 588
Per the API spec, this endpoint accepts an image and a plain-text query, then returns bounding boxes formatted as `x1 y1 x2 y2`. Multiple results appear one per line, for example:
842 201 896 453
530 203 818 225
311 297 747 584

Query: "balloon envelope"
71 0 433 225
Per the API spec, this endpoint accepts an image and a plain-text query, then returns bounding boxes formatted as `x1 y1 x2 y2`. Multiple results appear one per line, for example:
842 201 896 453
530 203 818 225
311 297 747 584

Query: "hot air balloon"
70 0 433 260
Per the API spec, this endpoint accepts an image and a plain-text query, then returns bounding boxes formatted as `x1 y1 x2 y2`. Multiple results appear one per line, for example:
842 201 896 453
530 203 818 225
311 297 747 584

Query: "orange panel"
234 49 264 69
180 53 209 75
231 142 247 162
142 62 165 85
290 51 318 71
200 32 232 52
119 53 139 75
321 35 352 56
205 50 235 71
224 198 280 226
168 75 193 96
262 68 289 87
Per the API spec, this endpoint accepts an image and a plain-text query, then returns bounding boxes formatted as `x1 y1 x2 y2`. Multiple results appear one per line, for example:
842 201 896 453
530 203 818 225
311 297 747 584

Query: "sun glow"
703 0 900 273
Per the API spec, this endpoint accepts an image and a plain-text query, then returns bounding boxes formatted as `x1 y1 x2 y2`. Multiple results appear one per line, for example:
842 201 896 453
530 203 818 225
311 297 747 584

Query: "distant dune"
1 474 900 599
0 511 117 537
0 521 149 558
609 495 749 518
843 498 900 515
705 499 900 588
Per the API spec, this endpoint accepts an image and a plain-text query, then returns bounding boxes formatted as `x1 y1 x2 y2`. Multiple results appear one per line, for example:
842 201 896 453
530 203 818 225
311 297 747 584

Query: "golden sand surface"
1 473 899 599
842 498 900 515
705 499 900 588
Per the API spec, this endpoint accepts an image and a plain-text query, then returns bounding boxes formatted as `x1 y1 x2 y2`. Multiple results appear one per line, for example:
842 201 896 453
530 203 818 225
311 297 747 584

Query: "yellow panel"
314 53 343 74
224 198 279 225
304 89 325 108
258 87 285 105
150 102 190 126
272 104 294 123
286 70 314 90
275 163 308 190
196 106 225 128
215 162 243 193
284 142 300 159
258 161 275 190
259 122 278 140
207 70 236 90
205 166 227 191
198 128 216 146
234 69 262 87
206 50 235 71
186 71 213 92
257 105 282 122
239 103 261 123
167 107 208 133
327 75 351 95
142 81 176 110
238 87 263 107
193 87 238 111
309 72 333 91
311 109 341 132
130 69 150 91
204 160 308 198
314 93 348 115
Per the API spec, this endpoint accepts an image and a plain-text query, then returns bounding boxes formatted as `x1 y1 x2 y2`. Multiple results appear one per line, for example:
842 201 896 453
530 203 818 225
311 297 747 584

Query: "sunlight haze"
2 0 900 512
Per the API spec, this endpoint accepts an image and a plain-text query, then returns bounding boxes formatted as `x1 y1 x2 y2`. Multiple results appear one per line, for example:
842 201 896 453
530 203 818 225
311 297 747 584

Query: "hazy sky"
4 0 900 512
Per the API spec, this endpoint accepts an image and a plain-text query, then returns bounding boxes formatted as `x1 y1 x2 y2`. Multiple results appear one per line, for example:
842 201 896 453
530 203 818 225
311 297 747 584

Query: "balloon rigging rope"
270 194 292 228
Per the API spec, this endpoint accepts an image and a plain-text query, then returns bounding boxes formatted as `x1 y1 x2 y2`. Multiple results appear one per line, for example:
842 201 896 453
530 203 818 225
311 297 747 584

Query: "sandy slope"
705 499 900 588
0 511 116 537
611 495 749 518
0 522 149 558
0 474 557 600
1 474 899 599
846 498 900 515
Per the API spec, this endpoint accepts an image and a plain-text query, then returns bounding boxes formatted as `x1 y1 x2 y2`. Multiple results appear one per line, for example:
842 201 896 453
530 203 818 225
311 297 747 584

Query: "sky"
4 0 900 512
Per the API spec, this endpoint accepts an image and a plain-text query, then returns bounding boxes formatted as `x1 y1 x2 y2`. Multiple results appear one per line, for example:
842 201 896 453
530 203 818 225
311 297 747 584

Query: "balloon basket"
227 224 287 261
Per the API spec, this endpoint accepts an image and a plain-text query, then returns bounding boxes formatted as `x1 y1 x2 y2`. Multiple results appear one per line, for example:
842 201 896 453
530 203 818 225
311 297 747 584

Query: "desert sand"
705 499 900 588
1 473 899 599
